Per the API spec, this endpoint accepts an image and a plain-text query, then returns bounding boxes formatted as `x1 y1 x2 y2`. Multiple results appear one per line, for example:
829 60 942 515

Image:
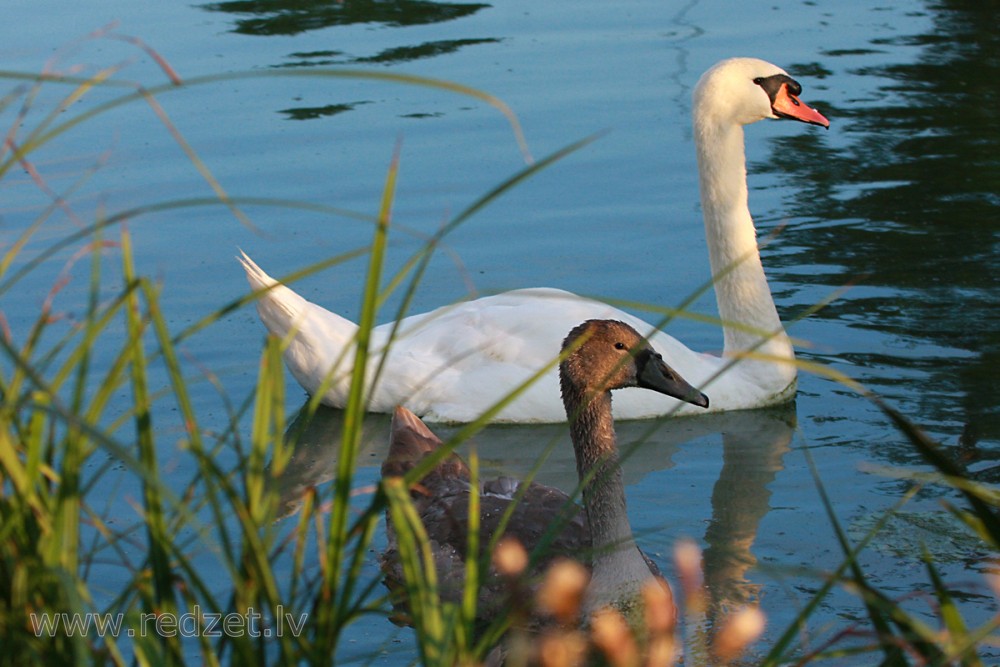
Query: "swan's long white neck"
567 391 655 609
694 106 795 379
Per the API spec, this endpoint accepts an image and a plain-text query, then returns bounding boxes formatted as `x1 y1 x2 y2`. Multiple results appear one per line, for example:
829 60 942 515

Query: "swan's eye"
614 342 626 350
753 77 763 85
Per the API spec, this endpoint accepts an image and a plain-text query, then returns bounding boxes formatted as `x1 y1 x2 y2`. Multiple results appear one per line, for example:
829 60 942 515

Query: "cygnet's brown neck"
562 382 655 606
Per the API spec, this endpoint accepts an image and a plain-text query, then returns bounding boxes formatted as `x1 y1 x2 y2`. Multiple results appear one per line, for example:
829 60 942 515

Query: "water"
2 0 998 662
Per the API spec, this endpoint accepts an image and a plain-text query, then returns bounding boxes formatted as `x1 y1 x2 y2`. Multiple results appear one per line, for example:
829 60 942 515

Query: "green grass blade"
922 546 981 667
119 228 182 664
460 448 481 657
382 478 447 666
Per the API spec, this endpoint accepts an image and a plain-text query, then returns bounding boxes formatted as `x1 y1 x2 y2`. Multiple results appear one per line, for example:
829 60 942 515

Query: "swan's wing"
370 289 631 419
245 266 732 421
380 477 590 624
408 477 590 584
480 478 591 567
369 288 720 422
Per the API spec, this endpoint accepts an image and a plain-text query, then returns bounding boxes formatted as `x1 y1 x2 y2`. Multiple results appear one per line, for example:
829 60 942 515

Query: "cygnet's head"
560 320 709 408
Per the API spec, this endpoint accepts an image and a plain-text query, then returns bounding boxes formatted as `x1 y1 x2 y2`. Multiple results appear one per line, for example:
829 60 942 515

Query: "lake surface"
2 0 998 663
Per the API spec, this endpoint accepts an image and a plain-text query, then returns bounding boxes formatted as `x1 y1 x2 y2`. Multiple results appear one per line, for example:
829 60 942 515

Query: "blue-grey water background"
2 0 998 662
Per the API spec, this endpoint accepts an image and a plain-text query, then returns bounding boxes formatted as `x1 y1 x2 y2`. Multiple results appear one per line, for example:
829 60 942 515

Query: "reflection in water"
278 101 363 121
200 1 498 121
271 404 392 519
353 38 500 65
701 407 794 622
272 400 795 635
200 0 490 36
763 1 999 445
274 38 500 69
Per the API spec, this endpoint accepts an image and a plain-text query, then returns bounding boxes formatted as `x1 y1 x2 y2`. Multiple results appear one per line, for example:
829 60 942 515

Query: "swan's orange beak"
772 83 829 128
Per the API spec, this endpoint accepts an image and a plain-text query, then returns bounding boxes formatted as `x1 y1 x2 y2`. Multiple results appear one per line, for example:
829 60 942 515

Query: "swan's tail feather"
382 406 469 481
392 405 440 445
238 250 362 407
238 248 273 290
238 250 308 327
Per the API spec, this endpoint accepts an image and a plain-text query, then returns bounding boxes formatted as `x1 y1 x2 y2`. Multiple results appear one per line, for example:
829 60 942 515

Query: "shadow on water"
765 0 999 445
198 0 498 119
199 0 490 36
273 37 500 71
272 399 795 632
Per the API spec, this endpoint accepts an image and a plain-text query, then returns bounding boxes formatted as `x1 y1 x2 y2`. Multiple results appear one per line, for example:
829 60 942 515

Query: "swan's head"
694 57 829 129
560 320 709 408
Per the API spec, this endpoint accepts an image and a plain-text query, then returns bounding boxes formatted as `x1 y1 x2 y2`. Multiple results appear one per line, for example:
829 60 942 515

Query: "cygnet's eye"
614 342 627 350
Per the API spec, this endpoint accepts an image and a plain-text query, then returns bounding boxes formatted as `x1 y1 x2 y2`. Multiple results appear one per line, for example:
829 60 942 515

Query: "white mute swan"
239 57 829 423
380 320 710 621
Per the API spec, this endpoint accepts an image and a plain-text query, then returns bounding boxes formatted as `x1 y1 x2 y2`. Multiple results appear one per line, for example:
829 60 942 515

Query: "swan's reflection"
273 399 795 630
271 404 392 519
699 405 794 623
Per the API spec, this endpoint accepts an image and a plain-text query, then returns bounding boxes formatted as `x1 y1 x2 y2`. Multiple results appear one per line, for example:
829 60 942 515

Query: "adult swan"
239 58 829 423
